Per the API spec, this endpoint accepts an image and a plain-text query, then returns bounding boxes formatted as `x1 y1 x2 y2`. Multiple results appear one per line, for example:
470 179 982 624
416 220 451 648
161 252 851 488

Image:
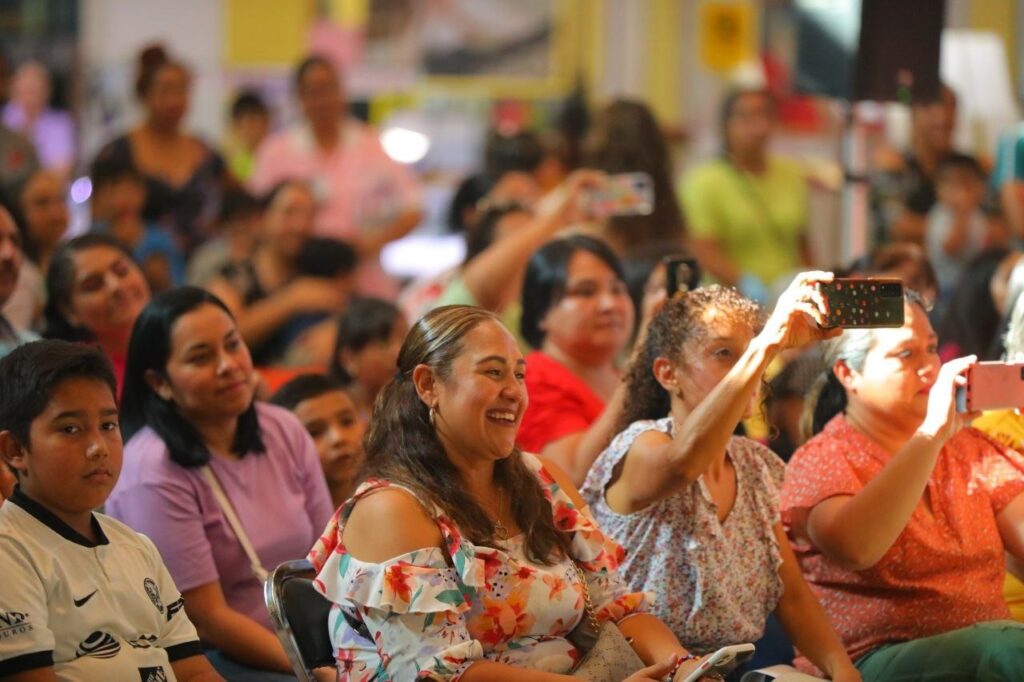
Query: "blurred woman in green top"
679 88 812 303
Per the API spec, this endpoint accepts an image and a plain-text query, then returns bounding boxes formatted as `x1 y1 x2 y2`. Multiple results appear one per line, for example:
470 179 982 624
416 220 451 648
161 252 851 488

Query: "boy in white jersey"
0 340 222 681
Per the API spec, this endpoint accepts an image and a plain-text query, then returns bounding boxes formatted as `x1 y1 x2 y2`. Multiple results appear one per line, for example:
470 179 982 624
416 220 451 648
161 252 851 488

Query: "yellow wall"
968 0 1017 87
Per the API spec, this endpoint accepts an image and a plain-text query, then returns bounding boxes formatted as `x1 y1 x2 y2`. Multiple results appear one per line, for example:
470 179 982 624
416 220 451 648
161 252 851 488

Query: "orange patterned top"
781 415 1024 668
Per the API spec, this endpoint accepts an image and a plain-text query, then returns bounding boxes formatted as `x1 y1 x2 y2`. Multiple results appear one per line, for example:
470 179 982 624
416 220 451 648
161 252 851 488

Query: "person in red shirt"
42 234 151 394
517 234 634 484
783 291 1024 680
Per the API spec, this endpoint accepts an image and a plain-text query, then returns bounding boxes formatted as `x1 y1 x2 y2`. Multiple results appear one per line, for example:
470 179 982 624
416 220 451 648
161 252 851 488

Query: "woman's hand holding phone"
760 271 842 353
919 355 978 444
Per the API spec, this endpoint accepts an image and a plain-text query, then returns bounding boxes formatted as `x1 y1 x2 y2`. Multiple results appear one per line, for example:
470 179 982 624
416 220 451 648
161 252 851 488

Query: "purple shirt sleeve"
106 443 219 594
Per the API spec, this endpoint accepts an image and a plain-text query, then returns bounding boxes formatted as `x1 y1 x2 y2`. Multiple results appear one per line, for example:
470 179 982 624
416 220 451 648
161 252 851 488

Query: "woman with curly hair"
581 274 860 681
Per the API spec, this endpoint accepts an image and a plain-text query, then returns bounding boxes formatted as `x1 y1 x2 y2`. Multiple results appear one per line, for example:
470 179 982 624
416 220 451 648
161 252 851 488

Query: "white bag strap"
201 465 269 583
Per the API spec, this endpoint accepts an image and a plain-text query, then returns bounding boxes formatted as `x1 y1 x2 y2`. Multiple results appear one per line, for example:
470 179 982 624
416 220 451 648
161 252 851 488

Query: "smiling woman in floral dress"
309 304 708 681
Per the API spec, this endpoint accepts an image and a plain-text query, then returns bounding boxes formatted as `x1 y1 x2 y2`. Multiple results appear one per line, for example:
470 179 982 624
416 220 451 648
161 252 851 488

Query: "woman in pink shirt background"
250 55 422 299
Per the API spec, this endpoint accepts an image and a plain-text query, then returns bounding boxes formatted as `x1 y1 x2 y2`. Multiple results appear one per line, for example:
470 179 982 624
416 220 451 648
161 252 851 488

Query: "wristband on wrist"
666 653 700 681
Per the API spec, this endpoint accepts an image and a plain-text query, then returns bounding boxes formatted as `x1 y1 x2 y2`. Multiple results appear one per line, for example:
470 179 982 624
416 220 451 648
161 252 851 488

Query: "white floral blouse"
309 452 651 680
581 417 785 654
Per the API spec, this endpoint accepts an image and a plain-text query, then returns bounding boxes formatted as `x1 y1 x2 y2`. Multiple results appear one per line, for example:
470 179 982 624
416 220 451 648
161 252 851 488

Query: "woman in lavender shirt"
107 287 333 680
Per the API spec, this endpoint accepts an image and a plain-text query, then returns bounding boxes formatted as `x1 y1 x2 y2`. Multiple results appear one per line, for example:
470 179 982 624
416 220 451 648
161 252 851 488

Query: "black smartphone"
818 278 905 328
664 257 701 297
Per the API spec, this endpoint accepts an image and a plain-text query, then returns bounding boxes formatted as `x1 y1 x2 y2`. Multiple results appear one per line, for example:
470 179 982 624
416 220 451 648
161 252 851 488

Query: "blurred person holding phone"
581 99 686 252
784 291 1024 680
435 170 606 351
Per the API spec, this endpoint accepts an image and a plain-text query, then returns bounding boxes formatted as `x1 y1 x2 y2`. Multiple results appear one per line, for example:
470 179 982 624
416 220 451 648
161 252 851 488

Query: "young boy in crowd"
184 189 262 287
270 373 364 508
223 90 270 184
926 153 1008 306
0 340 220 681
89 155 185 292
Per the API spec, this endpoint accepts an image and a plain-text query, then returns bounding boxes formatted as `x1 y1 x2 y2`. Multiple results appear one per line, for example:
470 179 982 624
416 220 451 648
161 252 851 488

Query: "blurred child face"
340 317 409 401
235 111 269 150
937 168 985 212
2 377 122 519
292 389 365 494
21 171 68 251
94 177 146 222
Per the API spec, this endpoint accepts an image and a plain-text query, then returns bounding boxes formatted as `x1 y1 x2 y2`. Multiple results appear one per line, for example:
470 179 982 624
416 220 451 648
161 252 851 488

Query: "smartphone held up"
955 362 1024 413
580 172 654 218
664 257 701 298
817 278 905 329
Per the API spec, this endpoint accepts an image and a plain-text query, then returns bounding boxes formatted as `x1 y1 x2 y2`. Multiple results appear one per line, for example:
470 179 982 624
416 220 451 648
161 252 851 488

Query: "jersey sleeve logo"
0 611 33 639
138 665 169 682
165 597 185 623
76 630 121 659
143 578 164 613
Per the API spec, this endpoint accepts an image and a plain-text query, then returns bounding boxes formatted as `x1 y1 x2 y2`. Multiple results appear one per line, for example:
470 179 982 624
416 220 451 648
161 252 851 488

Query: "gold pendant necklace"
493 487 509 540
494 519 509 541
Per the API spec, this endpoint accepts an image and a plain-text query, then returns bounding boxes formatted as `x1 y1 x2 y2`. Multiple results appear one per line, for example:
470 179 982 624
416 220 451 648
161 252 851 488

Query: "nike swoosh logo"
73 590 98 608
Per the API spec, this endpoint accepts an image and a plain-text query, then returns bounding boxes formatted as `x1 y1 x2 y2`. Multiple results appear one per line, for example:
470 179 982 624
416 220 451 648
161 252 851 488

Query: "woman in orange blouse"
783 291 1024 681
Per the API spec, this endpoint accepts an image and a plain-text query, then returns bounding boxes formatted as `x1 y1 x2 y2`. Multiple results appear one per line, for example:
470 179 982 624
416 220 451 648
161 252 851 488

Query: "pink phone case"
957 362 1024 412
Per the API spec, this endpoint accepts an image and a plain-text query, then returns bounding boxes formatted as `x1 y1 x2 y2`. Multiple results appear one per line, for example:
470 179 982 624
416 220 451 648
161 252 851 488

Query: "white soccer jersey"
0 489 202 681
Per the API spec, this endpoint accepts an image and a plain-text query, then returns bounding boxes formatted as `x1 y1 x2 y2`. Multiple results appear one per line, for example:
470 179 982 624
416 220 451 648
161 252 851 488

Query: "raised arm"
462 171 603 312
611 273 839 510
798 355 976 571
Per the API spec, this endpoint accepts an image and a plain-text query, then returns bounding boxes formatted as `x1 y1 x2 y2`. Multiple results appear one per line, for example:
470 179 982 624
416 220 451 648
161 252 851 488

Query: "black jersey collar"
7 487 109 548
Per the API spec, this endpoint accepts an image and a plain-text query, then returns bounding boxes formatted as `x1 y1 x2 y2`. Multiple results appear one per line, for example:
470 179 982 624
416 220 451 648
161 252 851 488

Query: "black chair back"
265 559 335 681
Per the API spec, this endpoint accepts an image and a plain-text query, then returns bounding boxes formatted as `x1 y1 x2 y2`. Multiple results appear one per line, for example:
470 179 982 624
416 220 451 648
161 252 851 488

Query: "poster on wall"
354 0 569 97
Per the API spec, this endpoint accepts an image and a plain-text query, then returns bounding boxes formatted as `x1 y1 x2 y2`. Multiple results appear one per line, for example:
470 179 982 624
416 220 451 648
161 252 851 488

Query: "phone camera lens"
880 283 901 296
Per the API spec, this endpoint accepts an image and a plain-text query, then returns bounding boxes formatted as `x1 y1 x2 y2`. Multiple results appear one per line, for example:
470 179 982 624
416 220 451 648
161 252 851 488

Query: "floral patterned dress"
308 453 651 680
581 418 785 654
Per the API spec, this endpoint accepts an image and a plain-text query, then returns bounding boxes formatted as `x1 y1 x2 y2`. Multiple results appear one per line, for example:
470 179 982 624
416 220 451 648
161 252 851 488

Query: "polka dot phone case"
818 278 905 328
